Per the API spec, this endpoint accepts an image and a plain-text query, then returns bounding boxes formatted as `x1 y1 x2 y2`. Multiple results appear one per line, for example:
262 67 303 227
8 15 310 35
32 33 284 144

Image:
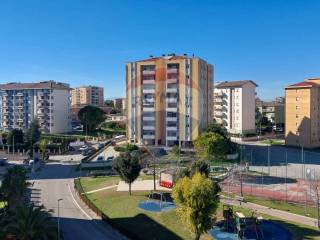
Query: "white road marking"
67 183 92 220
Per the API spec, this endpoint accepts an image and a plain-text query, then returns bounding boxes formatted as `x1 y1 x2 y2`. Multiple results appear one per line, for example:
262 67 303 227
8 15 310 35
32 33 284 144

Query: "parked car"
0 158 8 166
79 145 88 151
97 156 105 161
98 143 104 149
106 156 114 161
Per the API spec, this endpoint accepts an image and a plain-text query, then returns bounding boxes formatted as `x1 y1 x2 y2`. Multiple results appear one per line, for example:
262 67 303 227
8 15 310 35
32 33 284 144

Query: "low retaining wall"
73 178 141 240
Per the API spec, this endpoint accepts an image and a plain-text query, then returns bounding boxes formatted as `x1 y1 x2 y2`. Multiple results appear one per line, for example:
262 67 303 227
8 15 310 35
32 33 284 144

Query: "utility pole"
267 145 270 175
301 145 304 179
12 135 15 157
285 150 288 202
57 198 63 240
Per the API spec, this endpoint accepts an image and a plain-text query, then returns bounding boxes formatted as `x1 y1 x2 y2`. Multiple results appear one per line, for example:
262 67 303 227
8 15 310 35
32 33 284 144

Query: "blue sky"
0 0 319 99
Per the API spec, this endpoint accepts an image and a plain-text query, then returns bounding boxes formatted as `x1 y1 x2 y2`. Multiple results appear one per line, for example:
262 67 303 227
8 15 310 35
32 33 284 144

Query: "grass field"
80 177 320 240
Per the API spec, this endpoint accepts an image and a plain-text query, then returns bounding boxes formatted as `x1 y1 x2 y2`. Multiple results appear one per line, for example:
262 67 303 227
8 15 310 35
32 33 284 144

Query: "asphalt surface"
29 161 125 240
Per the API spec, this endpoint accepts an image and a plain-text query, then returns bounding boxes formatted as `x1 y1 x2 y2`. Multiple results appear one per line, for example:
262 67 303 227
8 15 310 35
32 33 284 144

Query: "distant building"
256 98 285 127
285 78 320 148
113 98 125 112
0 81 71 133
214 80 257 134
71 85 104 107
126 54 213 146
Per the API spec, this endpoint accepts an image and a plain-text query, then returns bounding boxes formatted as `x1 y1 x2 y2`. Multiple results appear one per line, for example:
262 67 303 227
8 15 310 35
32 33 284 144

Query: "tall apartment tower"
285 78 320 148
71 86 104 106
126 55 213 146
214 80 257 134
0 81 71 133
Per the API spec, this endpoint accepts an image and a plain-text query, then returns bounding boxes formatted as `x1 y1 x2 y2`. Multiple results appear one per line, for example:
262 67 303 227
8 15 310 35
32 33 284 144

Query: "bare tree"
310 171 320 228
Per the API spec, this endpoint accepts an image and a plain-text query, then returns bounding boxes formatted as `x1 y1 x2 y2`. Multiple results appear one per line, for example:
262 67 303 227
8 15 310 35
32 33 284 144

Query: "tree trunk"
129 183 131 196
195 232 201 240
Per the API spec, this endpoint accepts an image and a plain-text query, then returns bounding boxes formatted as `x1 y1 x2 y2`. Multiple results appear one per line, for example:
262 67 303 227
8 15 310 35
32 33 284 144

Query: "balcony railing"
167 68 178 74
142 70 155 75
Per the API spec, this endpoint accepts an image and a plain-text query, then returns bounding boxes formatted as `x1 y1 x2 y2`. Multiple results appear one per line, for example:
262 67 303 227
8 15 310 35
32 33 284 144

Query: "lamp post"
57 198 63 240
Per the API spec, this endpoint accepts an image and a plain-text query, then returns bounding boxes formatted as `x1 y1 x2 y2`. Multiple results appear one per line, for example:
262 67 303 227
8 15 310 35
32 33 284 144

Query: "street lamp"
57 198 63 240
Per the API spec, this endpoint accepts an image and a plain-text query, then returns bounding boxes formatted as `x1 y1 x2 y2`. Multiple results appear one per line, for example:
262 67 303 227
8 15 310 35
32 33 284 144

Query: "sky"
0 0 320 100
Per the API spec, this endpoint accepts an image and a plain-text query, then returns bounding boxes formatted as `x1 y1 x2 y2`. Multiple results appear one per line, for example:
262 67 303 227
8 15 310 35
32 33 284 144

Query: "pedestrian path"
85 185 118 194
221 196 319 228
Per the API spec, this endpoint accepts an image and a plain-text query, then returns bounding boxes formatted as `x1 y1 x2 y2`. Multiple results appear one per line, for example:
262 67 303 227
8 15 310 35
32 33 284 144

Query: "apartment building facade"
285 78 320 148
71 85 104 107
213 80 257 134
126 54 213 146
256 98 285 126
0 81 71 134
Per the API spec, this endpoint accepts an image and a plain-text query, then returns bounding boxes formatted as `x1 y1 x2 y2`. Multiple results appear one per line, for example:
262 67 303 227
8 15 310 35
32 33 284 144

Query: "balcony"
166 78 178 84
166 117 177 122
142 70 155 75
166 126 177 131
166 107 177 112
166 98 178 103
142 79 155 84
143 134 155 139
142 88 155 94
167 136 178 141
143 116 155 121
167 68 178 74
166 88 177 93
143 106 155 112
143 125 155 130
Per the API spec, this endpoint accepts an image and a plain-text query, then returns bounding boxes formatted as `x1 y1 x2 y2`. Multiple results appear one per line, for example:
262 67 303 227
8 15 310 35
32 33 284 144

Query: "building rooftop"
286 81 319 89
0 81 70 90
133 54 204 63
215 80 258 88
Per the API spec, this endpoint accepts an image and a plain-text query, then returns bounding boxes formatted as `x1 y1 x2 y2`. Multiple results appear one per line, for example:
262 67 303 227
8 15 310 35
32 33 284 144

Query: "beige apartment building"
285 78 320 148
126 54 213 146
256 98 285 127
71 86 104 106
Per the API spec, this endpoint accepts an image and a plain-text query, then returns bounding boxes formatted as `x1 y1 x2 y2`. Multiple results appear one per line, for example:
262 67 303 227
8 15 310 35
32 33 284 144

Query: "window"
296 114 299 118
296 97 300 101
296 106 300 110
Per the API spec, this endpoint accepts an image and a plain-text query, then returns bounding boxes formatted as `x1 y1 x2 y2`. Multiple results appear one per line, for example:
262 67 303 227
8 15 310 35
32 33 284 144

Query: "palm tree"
5 204 57 240
0 166 30 209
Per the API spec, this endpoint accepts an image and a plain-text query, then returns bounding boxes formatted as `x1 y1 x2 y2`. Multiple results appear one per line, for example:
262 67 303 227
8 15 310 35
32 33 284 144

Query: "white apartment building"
214 80 257 134
0 81 71 134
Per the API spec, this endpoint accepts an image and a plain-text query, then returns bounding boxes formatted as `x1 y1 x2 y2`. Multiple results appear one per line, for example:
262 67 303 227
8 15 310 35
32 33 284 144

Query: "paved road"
29 161 126 240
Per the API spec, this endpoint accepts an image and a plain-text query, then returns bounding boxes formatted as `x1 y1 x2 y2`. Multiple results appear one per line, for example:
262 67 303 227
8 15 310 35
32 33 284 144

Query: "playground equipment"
211 206 291 240
159 168 178 188
138 191 176 212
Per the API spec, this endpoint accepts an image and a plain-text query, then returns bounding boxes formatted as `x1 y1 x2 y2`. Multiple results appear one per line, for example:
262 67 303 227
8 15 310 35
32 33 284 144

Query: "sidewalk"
221 196 319 228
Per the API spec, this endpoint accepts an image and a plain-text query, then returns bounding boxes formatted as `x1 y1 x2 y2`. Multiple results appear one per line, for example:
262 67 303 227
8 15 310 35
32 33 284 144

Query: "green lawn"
81 177 212 240
80 176 120 192
260 139 285 145
245 195 319 219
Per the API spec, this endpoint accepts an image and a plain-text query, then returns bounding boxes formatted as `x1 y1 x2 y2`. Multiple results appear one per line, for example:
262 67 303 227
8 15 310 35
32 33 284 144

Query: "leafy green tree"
78 105 105 132
5 204 57 240
0 166 30 209
190 160 210 177
125 144 138 152
171 145 180 156
7 129 24 146
104 99 114 107
113 152 141 195
25 119 41 157
194 132 229 160
172 173 220 240
205 123 228 138
39 138 49 161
